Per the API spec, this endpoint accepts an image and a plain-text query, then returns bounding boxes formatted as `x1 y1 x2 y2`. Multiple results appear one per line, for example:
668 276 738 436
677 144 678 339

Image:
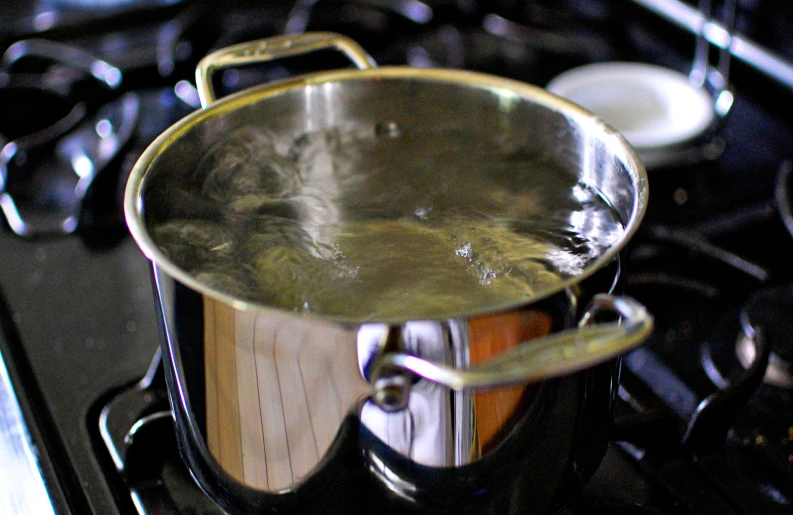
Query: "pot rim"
124 65 649 324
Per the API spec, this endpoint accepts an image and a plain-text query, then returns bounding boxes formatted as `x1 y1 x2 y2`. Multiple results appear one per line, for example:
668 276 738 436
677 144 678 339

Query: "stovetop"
1 1 793 513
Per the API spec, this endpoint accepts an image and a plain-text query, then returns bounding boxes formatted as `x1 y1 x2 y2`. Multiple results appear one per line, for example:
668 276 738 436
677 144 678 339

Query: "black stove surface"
1 1 793 513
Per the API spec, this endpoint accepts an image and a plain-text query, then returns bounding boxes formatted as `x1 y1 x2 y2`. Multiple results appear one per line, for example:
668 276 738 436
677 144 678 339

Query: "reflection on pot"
203 301 555 491
202 296 368 490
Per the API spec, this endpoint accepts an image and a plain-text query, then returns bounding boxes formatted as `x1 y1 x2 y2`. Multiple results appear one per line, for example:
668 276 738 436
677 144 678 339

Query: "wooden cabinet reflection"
204 298 369 490
468 310 552 455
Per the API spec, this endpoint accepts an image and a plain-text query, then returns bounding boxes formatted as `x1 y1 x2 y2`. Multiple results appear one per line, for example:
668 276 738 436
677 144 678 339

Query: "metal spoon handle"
690 0 737 115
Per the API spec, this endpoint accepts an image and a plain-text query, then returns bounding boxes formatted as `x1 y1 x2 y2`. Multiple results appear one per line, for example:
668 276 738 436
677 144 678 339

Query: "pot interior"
129 67 646 322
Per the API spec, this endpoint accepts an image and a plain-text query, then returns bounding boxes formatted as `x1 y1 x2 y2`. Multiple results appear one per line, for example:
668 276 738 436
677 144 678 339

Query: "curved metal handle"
370 294 653 401
195 32 377 107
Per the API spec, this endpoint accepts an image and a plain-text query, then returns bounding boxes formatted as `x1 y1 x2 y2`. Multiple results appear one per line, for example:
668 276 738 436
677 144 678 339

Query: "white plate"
547 62 714 152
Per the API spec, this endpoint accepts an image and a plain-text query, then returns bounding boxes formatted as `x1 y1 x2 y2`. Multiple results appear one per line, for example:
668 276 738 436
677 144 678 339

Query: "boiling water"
148 124 624 320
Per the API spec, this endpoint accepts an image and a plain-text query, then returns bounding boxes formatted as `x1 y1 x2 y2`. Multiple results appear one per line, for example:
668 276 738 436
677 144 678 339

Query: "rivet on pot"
374 121 401 138
372 373 411 412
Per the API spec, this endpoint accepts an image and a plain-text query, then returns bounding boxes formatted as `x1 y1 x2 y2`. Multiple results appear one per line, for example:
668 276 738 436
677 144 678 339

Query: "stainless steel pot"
125 33 652 514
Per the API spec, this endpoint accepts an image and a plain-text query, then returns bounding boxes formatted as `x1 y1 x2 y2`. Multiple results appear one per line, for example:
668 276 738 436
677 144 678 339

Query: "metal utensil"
689 0 737 118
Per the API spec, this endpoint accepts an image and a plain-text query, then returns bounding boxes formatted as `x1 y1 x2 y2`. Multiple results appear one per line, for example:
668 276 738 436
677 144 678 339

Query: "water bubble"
455 242 473 261
478 266 496 285
415 207 432 220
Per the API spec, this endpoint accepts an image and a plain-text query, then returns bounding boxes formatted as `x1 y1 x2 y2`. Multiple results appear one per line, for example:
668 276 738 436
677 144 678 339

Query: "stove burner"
0 91 139 236
735 284 793 389
0 39 138 237
700 284 793 400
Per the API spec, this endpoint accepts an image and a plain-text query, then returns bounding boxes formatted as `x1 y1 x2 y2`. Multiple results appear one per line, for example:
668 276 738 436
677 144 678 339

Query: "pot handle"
195 32 377 107
370 294 653 411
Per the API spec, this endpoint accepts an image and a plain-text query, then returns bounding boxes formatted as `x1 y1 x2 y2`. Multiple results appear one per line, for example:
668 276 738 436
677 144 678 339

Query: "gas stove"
1 1 793 513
